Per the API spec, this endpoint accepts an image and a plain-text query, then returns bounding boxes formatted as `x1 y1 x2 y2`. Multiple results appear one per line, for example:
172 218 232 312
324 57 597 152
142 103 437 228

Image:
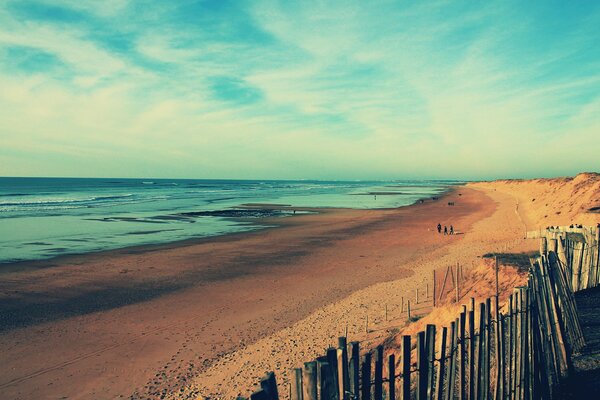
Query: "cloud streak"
0 0 599 180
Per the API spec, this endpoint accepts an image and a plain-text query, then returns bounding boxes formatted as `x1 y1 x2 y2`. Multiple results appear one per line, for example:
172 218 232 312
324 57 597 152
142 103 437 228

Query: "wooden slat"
250 389 270 400
468 308 475 400
388 354 396 400
459 311 466 400
447 320 458 400
260 371 279 400
374 345 383 400
435 326 448 400
417 331 427 400
303 361 318 400
291 368 303 400
361 353 372 400
426 324 436 400
402 335 411 400
349 342 360 398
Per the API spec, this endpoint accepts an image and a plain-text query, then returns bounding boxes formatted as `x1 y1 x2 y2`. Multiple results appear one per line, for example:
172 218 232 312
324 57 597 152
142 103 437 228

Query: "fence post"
494 297 503 400
459 311 466 400
433 270 437 307
349 342 360 399
447 320 458 400
326 348 340 399
455 265 460 303
260 372 279 400
291 368 303 400
374 345 384 400
250 390 270 400
303 362 318 400
338 337 349 400
388 354 396 400
317 357 337 400
484 298 491 400
468 306 475 400
417 331 428 400
508 294 514 400
436 326 448 400
426 324 437 399
475 302 485 399
439 266 450 304
497 312 505 400
402 335 411 400
361 352 372 400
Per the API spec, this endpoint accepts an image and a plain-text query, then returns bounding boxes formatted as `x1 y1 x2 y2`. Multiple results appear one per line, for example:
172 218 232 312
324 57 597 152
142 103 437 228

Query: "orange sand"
1 173 598 400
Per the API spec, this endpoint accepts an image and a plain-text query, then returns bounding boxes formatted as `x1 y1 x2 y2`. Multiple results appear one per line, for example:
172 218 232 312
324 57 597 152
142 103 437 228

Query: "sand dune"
471 172 600 228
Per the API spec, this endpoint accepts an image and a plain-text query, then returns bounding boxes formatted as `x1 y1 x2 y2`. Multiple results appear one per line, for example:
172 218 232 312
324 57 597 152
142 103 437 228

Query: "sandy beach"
0 186 487 399
2 173 598 399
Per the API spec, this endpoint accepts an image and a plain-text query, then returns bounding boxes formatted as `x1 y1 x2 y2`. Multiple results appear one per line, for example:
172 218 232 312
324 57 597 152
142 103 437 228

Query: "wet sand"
0 187 491 399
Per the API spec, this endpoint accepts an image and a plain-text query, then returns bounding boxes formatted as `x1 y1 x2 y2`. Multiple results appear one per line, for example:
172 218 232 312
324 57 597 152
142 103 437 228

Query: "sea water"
0 178 455 263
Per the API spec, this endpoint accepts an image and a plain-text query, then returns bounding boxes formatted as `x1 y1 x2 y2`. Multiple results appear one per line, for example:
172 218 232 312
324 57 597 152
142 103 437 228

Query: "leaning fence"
242 225 597 400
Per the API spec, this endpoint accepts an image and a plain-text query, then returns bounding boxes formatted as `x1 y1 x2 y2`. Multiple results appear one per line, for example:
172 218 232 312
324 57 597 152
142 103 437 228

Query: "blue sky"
0 0 599 180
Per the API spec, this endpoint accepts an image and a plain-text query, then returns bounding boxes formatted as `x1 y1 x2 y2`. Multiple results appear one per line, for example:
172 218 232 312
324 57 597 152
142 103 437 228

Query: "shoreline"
0 189 452 271
0 186 483 399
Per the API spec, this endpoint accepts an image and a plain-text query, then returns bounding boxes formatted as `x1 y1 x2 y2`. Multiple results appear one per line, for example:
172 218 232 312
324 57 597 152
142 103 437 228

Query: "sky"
0 0 599 180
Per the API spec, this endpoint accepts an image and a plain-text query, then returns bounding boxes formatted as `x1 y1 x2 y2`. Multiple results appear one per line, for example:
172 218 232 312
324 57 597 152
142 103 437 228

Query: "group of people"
437 223 454 235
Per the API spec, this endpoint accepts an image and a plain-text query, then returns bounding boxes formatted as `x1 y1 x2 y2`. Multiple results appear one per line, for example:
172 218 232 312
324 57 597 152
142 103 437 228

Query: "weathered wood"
407 300 412 320
475 303 485 400
250 389 270 400
338 337 349 400
514 290 522 400
484 298 491 400
361 353 372 400
439 265 450 303
527 289 534 400
494 298 503 400
433 270 437 307
388 354 396 400
402 335 411 400
349 342 360 398
426 324 436 400
468 308 475 400
326 347 340 399
374 345 383 400
510 293 517 400
292 368 303 400
436 326 448 400
303 361 318 400
459 311 466 400
318 358 337 400
455 265 460 303
540 237 547 257
417 331 428 400
572 241 583 291
497 312 506 400
447 320 458 400
495 256 499 298
260 371 279 400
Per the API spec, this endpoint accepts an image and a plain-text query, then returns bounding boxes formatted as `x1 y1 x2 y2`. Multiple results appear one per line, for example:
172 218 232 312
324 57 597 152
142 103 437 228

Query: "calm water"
0 178 455 263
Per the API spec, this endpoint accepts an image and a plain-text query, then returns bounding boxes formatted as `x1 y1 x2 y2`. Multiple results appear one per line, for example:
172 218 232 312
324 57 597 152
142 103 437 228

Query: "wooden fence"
242 225 595 400
540 225 600 291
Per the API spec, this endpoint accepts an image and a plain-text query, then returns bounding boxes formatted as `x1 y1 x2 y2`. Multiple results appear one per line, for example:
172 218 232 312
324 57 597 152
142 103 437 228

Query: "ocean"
0 177 455 263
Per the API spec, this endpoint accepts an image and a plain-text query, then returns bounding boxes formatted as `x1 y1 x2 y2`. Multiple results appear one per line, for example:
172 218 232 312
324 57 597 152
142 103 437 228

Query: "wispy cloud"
0 0 598 179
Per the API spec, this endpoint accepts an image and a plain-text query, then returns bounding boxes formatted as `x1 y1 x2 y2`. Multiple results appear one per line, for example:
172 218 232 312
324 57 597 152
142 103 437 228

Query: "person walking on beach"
450 225 454 235
444 226 448 235
437 223 442 233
